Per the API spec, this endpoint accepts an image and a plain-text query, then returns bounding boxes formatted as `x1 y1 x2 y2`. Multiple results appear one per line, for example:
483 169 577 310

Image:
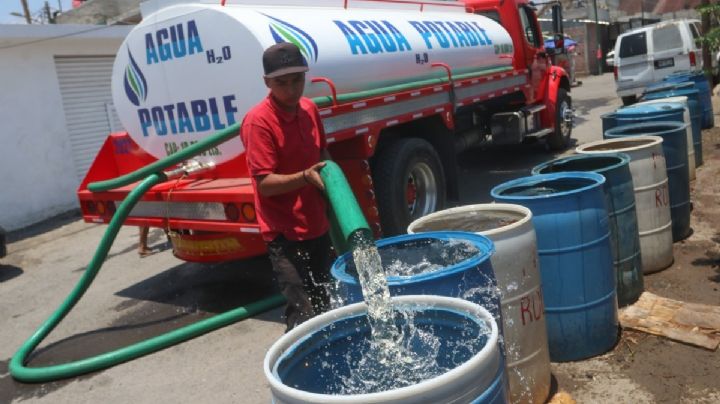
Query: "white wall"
0 24 131 231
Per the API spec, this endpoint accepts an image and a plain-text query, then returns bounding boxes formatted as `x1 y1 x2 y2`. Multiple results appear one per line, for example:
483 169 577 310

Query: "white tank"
111 2 514 164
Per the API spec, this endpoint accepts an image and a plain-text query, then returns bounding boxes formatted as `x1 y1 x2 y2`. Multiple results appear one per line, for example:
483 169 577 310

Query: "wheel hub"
406 162 437 218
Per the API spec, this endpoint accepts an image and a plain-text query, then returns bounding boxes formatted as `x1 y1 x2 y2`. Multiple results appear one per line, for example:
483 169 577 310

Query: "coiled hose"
11 124 285 382
11 124 371 383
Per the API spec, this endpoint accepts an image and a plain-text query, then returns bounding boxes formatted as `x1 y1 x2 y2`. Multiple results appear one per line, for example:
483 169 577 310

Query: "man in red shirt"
241 43 334 331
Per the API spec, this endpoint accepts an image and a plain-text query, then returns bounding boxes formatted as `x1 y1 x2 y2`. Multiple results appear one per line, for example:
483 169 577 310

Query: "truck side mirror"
551 4 563 35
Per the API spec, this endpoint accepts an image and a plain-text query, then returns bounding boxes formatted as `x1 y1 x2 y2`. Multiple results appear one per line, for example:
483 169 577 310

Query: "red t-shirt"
241 95 329 242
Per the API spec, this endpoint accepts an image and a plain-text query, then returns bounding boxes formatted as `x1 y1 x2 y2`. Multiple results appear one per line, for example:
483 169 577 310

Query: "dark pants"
267 233 335 332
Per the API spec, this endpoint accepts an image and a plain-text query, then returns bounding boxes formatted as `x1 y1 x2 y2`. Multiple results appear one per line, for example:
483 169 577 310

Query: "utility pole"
20 0 32 24
593 0 602 75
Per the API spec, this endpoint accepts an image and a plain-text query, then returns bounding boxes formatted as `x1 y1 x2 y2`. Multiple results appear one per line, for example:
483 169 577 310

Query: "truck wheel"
547 88 572 151
621 95 637 106
373 138 446 236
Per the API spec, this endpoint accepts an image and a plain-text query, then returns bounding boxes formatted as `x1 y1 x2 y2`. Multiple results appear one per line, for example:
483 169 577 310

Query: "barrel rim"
331 231 496 285
530 153 630 176
642 87 700 102
636 96 688 105
263 295 500 403
406 203 532 237
576 135 663 154
604 120 688 138
617 102 686 116
489 171 606 201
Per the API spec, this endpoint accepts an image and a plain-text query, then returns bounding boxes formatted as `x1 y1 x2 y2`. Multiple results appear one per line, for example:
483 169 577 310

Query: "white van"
613 19 704 105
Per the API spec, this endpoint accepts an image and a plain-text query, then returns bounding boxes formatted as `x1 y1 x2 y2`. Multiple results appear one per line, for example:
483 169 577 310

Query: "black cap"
262 42 309 78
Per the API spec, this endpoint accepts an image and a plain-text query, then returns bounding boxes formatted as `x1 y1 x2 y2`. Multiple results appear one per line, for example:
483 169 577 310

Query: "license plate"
654 58 675 69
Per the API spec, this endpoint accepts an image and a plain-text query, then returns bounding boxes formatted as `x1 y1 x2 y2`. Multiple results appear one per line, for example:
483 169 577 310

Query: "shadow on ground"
7 210 81 244
3 255 281 403
0 264 23 282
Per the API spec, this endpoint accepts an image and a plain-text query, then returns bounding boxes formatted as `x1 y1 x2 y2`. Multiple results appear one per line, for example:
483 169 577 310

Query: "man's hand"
304 162 326 191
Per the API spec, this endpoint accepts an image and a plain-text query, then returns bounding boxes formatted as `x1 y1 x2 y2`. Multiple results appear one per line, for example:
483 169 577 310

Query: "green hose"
88 123 241 193
12 82 380 382
10 172 285 382
320 161 373 254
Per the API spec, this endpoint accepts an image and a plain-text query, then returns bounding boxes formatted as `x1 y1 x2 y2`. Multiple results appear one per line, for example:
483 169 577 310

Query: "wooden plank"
619 292 720 350
548 390 576 404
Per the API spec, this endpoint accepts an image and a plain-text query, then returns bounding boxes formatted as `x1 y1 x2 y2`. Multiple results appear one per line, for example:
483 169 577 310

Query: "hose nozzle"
164 160 216 180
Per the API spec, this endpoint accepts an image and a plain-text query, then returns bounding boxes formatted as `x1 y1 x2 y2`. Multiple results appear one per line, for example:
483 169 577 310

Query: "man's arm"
256 161 326 197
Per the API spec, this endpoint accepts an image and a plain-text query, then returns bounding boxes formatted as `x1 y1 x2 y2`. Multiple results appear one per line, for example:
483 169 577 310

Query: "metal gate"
55 55 122 181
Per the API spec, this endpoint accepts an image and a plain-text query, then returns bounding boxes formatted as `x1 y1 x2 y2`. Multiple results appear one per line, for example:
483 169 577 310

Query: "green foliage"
696 3 720 49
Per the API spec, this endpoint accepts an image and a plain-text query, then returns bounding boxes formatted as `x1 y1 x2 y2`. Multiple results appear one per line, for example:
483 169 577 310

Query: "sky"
1 0 73 24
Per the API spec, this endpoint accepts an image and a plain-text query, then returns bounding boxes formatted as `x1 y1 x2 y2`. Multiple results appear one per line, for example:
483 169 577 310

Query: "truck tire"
547 88 572 150
372 138 446 236
621 95 637 106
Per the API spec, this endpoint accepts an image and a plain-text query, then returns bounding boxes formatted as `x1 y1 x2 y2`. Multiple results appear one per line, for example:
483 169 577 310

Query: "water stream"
331 232 490 394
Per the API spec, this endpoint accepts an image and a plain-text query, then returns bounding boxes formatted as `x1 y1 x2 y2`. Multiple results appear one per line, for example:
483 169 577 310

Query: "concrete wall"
0 24 131 231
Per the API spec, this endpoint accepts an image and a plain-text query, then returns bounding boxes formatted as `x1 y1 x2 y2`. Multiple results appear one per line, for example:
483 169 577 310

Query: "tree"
697 0 720 80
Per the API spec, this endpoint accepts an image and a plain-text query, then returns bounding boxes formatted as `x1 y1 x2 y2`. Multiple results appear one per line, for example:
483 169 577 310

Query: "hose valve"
164 159 216 180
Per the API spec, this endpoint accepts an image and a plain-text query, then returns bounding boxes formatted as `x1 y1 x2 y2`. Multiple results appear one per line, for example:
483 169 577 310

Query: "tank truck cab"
467 0 572 150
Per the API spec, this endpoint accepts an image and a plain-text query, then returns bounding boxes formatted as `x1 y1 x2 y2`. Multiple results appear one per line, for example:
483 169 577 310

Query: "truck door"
518 5 547 101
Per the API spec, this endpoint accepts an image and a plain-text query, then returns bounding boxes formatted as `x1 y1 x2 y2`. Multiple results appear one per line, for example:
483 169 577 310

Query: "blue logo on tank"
264 14 318 63
124 49 148 106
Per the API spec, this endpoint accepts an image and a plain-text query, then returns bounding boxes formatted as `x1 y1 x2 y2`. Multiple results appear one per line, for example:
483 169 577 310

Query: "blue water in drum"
332 232 501 319
491 172 618 362
275 308 487 394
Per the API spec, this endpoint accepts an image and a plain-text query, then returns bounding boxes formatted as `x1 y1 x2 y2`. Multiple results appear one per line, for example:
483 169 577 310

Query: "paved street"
2 72 719 403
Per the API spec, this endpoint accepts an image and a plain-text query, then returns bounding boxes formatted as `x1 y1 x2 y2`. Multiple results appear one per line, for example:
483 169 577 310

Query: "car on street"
614 19 704 105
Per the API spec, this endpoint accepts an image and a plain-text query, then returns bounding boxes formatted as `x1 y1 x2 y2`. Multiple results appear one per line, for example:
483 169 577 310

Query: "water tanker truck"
78 0 572 262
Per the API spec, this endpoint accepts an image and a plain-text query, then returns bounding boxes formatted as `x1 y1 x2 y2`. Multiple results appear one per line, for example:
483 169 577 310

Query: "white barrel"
632 96 695 180
264 295 506 404
408 204 551 404
112 2 514 164
577 136 673 273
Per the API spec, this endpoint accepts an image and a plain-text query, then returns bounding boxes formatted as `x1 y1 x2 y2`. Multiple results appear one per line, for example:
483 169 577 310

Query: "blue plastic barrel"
264 295 509 403
643 80 694 96
601 112 617 137
332 232 500 318
615 102 686 130
490 172 618 362
531 154 643 307
642 88 703 167
606 121 691 241
663 72 714 128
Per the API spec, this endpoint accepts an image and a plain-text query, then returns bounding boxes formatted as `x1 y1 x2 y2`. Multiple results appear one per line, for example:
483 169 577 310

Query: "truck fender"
542 66 571 128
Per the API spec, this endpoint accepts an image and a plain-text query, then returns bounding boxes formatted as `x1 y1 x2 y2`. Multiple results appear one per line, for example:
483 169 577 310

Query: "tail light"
689 51 696 67
85 200 97 214
225 203 256 222
613 66 618 81
240 203 256 222
106 201 116 215
96 201 106 215
224 203 240 222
